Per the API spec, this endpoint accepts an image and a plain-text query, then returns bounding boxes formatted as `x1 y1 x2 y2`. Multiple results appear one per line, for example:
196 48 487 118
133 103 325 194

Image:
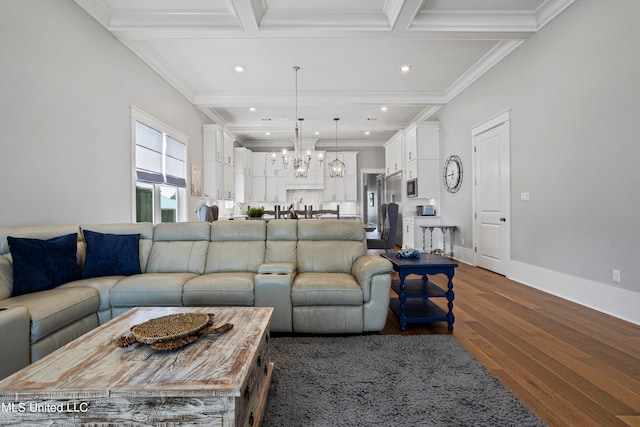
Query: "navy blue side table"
381 253 458 331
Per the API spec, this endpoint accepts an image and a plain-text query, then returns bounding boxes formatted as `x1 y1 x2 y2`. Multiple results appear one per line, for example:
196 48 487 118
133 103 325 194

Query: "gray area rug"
263 335 545 427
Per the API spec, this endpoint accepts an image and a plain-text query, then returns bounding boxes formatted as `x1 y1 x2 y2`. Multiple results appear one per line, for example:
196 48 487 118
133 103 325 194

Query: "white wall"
437 0 640 323
0 0 211 227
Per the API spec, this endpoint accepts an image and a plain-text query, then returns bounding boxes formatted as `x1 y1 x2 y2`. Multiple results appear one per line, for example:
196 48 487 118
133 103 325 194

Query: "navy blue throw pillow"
8 233 81 297
81 230 141 279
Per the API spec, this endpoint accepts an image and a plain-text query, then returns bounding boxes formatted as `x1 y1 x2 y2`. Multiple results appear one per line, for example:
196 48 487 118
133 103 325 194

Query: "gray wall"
0 0 211 227
438 0 640 295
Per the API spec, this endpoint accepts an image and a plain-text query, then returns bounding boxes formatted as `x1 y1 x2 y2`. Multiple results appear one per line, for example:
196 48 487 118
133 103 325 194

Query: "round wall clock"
443 155 463 193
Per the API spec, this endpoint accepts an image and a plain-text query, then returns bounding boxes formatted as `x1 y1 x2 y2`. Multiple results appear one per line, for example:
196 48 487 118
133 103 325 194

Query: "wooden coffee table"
0 306 273 426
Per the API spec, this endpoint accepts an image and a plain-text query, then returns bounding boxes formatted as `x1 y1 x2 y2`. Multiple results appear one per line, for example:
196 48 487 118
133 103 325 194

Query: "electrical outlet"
612 269 621 283
461 238 465 245
520 192 530 201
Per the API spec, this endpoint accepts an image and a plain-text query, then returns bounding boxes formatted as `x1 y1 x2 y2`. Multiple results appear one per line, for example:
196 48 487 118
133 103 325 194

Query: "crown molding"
444 40 524 102
535 0 576 29
119 40 196 102
73 0 111 28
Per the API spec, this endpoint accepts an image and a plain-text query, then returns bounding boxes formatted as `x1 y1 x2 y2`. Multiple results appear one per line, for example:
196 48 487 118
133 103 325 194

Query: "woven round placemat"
130 313 210 344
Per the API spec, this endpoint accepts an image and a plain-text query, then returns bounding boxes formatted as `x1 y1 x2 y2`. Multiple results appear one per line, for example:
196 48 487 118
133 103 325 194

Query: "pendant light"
329 117 345 177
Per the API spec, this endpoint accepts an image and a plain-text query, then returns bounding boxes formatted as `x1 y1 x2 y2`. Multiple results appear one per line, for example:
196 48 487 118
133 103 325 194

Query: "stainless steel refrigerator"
384 172 403 248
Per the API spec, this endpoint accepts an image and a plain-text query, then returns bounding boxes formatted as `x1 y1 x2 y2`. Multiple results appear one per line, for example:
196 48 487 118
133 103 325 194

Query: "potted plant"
246 207 265 219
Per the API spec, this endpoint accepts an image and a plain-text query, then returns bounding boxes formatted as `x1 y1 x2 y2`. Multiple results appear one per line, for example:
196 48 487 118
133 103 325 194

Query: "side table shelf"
391 279 447 298
390 279 450 326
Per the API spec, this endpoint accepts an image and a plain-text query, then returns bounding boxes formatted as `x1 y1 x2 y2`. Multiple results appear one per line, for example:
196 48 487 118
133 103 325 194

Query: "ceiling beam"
194 91 447 108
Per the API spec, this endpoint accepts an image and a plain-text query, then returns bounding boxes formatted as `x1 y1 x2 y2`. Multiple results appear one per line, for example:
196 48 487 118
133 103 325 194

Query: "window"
132 108 188 223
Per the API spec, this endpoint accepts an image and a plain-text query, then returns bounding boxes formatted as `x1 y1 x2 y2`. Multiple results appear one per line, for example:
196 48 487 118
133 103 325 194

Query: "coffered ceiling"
75 0 575 151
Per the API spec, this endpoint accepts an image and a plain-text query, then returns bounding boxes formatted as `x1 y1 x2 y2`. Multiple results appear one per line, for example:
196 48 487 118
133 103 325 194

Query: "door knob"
499 217 506 222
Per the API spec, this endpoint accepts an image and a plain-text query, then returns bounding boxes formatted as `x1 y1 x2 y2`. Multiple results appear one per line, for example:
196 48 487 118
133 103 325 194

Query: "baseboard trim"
450 245 640 326
508 260 640 326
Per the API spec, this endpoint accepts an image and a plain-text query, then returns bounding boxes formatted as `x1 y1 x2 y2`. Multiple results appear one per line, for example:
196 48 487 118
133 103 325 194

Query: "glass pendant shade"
329 117 346 177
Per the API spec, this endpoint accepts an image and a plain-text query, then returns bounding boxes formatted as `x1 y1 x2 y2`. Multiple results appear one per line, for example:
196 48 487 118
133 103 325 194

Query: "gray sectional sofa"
0 219 393 379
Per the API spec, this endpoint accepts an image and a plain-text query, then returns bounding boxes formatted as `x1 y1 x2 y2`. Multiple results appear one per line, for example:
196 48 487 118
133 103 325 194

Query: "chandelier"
280 66 321 178
329 117 346 177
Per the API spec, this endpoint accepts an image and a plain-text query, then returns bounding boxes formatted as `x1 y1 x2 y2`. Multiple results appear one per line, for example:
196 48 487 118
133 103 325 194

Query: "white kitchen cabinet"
252 176 266 203
265 176 286 203
223 163 234 200
405 126 417 164
323 152 358 202
203 125 222 198
384 132 403 176
405 122 440 199
203 124 235 201
252 152 267 177
234 147 252 202
223 132 234 166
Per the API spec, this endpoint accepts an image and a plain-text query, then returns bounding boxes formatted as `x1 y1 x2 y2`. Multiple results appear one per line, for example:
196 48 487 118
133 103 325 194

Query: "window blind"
165 135 187 188
135 121 164 184
135 121 187 188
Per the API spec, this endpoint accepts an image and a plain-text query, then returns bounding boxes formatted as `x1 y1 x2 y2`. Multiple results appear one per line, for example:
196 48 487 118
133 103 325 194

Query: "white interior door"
473 112 510 275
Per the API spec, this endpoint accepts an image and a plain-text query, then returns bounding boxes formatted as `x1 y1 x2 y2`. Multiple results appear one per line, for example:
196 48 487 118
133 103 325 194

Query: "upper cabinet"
203 125 235 200
251 152 286 204
323 152 358 202
405 122 440 199
234 147 252 203
384 132 403 176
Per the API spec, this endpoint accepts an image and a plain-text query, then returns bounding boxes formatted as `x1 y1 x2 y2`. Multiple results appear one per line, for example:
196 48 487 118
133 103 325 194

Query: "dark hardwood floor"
378 260 640 427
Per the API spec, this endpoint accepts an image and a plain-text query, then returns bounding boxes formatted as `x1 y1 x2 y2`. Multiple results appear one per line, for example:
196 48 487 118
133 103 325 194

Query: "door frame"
471 109 511 274
360 168 385 224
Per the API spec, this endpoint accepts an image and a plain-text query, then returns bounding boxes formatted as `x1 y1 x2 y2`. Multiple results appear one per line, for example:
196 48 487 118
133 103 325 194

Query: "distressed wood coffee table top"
0 306 273 400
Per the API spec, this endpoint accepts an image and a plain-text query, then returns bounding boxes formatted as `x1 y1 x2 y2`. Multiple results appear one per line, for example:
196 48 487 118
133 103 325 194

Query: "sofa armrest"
352 255 393 302
0 306 30 380
258 262 296 274
0 255 13 300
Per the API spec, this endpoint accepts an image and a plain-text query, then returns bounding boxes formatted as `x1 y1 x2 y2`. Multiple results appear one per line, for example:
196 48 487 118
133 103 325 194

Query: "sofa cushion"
296 220 366 274
265 220 297 264
205 221 266 273
8 234 80 297
59 276 122 312
110 273 195 307
205 241 265 273
183 273 255 306
0 286 99 343
296 241 365 274
146 241 209 274
291 272 363 306
81 230 141 279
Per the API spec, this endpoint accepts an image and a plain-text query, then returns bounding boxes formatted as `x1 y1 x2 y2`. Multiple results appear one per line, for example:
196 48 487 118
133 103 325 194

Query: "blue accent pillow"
81 230 142 279
8 233 81 297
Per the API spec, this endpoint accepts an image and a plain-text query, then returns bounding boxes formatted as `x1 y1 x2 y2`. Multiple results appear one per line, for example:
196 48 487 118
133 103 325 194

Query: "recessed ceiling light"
380 106 388 112
249 107 256 111
234 66 245 72
314 131 320 135
400 65 411 72
364 131 370 135
265 132 270 135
